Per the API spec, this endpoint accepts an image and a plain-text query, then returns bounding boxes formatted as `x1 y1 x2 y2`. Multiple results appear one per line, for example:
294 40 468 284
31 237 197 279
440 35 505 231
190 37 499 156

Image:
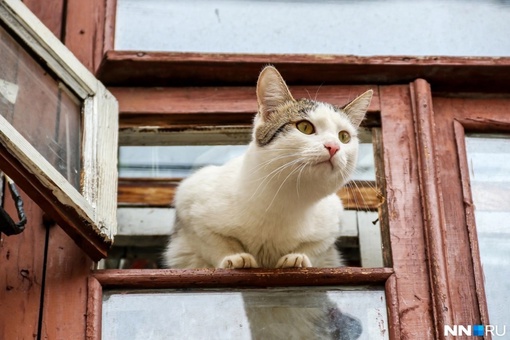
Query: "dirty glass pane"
118 141 374 180
0 25 81 188
102 287 388 340
116 0 510 57
466 134 510 327
118 145 248 178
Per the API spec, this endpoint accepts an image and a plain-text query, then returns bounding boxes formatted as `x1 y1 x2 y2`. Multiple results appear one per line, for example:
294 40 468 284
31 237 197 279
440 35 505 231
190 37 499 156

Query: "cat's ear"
342 90 373 127
256 66 294 119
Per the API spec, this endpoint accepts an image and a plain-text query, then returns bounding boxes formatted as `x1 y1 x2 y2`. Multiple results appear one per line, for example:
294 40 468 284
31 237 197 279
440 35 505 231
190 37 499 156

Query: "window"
53 1 510 339
465 134 510 327
102 287 388 339
0 0 118 260
92 79 396 338
115 0 510 56
105 87 383 268
434 94 510 332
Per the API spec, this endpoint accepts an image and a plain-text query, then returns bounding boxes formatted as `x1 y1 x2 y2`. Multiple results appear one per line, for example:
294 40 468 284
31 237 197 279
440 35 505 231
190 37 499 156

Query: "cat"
163 65 373 270
163 66 372 340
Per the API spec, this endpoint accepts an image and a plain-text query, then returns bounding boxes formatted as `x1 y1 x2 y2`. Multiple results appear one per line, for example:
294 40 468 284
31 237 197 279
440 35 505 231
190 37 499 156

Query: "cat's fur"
163 66 372 340
163 66 372 269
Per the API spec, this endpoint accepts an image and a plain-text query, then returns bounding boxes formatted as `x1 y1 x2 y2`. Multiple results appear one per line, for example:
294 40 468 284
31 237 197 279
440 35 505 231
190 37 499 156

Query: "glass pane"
466 134 510 327
118 141 374 180
0 25 81 188
119 145 248 178
116 0 510 57
103 287 388 340
110 131 381 269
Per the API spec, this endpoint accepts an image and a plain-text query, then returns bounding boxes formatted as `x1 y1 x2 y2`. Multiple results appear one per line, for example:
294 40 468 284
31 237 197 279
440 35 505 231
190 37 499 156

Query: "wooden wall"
0 1 92 339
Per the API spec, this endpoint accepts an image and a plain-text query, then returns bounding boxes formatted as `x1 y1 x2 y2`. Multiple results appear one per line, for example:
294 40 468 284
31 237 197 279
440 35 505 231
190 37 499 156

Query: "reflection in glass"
102 287 388 340
116 0 510 56
466 134 510 327
114 139 380 269
118 142 375 181
119 145 247 178
0 25 81 188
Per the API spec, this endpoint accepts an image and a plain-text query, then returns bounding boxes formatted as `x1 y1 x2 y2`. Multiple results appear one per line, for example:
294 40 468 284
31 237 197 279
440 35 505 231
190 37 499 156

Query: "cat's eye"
339 130 351 143
296 120 315 135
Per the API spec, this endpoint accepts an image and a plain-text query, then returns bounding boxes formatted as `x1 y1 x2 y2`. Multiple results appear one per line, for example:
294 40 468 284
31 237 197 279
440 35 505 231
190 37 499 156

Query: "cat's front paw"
220 253 259 269
276 253 312 268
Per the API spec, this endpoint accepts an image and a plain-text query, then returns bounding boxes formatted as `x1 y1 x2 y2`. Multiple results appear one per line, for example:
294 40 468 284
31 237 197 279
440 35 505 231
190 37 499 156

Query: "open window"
0 0 118 260
52 0 510 339
106 86 387 270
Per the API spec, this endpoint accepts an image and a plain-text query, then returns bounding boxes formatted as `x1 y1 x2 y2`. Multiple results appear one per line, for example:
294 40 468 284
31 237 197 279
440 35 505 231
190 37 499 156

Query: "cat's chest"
233 210 331 247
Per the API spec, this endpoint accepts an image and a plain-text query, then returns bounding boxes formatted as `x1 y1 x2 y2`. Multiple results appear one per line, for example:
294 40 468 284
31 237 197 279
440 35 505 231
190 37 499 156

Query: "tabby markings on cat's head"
255 98 319 147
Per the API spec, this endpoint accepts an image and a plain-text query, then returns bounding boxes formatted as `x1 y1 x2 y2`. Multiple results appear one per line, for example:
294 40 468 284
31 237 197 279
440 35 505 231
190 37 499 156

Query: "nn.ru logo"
444 324 507 336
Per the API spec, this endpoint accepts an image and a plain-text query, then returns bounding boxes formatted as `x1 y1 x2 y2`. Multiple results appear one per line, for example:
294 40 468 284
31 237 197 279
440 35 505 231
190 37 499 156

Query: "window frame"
435 96 510 328
59 0 510 338
112 84 382 210
87 267 398 340
90 83 436 339
0 0 118 260
64 0 510 91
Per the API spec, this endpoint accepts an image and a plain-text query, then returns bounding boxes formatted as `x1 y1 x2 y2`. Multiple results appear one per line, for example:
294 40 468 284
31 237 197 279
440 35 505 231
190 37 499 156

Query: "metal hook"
0 172 27 236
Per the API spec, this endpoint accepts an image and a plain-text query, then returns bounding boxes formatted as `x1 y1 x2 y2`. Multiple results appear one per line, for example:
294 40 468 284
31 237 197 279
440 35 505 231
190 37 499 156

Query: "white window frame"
0 0 118 260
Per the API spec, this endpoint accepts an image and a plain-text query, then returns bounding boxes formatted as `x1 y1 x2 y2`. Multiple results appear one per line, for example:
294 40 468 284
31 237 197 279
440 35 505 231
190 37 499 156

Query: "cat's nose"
324 143 339 157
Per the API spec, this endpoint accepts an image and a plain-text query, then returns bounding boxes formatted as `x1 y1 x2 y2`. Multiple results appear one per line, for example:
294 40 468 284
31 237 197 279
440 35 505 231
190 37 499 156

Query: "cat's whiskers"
265 160 307 212
337 163 364 210
314 83 324 101
247 151 302 175
344 166 381 212
248 157 304 201
295 161 310 198
346 181 364 212
247 147 302 168
248 153 303 182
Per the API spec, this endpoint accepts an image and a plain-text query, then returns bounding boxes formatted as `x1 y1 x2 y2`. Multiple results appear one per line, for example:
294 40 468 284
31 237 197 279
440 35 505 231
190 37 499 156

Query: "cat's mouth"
316 158 335 170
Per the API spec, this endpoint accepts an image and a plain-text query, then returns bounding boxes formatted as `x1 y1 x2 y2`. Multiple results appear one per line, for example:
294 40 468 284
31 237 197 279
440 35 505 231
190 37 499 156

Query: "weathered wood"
98 52 510 93
0 22 81 188
340 183 381 211
0 0 119 259
0 188 46 340
432 96 510 329
110 86 381 129
81 85 119 243
409 79 453 339
64 0 108 73
385 274 401 340
452 121 490 328
117 178 179 207
117 178 381 211
0 142 109 260
119 125 253 146
0 4 76 340
86 276 103 340
93 267 394 289
372 127 393 268
380 85 434 339
23 0 65 39
0 0 98 98
103 0 117 54
40 225 93 339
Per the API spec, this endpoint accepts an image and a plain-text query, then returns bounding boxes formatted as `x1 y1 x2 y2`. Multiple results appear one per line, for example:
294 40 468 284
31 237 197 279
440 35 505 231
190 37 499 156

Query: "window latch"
0 173 27 236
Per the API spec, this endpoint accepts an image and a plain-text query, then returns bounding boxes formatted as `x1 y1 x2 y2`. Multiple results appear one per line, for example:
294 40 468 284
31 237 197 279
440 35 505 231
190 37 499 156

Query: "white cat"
163 66 372 270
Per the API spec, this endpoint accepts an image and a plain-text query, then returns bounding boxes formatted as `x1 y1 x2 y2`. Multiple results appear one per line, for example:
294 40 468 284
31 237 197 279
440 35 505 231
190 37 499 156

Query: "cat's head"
251 65 373 197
